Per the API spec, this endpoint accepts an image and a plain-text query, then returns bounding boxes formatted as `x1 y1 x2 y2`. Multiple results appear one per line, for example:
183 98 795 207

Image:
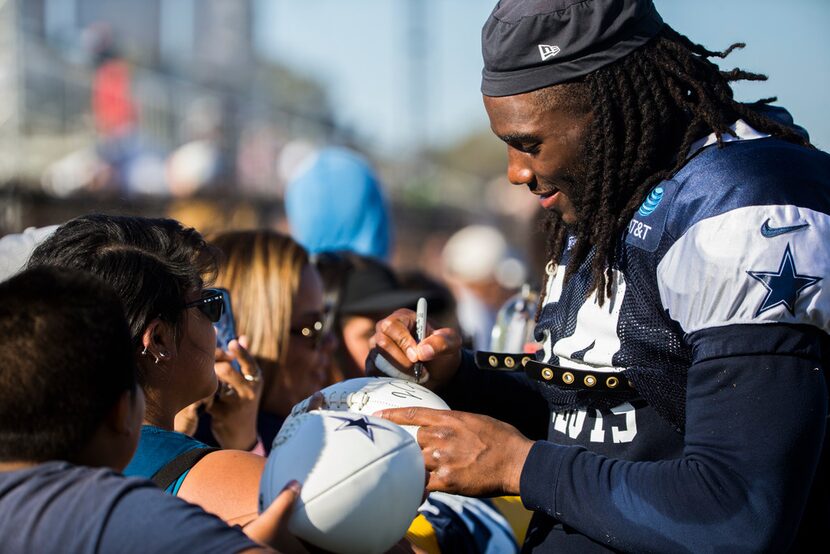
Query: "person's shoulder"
667 137 830 236
0 462 171 553
100 467 260 553
653 138 830 335
175 448 265 525
0 460 149 494
623 135 830 255
680 135 830 189
124 425 211 479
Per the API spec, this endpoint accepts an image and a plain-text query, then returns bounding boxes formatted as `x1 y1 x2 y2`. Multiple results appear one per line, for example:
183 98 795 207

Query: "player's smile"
484 88 592 225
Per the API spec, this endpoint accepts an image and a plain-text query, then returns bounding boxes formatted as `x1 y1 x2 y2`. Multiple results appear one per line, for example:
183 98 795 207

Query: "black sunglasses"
183 288 225 323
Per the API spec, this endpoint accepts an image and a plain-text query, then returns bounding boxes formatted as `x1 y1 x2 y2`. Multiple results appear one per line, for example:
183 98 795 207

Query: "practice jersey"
440 118 830 553
517 121 830 552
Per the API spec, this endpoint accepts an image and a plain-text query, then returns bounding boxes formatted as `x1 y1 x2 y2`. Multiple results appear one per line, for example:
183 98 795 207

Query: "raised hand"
208 335 264 450
366 309 463 391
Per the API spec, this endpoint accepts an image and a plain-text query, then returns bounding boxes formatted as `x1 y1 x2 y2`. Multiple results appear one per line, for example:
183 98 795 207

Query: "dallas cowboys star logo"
746 244 821 317
331 415 385 442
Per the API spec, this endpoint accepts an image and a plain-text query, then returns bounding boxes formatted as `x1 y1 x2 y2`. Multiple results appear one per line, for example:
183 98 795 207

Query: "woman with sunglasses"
26 214 287 531
192 229 336 454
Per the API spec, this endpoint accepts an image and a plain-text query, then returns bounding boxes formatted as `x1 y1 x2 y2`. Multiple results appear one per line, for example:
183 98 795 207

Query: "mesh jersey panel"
533 233 692 431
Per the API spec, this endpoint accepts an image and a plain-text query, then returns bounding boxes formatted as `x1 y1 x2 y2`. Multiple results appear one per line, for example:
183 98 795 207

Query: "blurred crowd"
0 144 538 552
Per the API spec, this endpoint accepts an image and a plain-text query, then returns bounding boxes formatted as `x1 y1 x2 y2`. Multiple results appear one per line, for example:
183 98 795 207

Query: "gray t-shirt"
0 461 258 553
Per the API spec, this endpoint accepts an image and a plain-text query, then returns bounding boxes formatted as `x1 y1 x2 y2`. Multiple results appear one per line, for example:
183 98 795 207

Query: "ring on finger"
244 366 262 383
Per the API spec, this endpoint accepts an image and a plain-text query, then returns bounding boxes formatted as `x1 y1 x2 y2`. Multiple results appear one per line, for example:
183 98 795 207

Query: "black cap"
339 257 440 316
481 0 664 96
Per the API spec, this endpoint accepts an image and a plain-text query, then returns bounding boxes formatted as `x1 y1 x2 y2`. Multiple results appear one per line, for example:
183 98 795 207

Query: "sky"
255 0 830 157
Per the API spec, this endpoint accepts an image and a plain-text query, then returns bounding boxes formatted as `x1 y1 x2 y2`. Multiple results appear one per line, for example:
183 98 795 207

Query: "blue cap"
285 147 392 260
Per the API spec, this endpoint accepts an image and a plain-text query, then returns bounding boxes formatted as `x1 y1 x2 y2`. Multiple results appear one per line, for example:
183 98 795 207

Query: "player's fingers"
368 340 412 373
376 312 420 363
375 406 446 427
417 328 462 362
421 444 441 472
425 466 446 493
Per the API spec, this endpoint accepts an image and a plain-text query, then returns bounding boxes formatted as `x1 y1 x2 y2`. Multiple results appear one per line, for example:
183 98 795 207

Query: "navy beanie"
481 0 664 96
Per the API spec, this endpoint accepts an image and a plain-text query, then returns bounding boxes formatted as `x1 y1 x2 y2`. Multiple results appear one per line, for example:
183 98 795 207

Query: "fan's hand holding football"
244 480 310 553
366 309 462 390
376 407 534 498
208 335 264 451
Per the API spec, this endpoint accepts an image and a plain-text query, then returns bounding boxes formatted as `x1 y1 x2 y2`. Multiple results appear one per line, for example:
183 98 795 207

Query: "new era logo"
538 44 560 61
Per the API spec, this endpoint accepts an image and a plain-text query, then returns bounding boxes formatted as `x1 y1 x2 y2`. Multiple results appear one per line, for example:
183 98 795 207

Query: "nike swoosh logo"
760 218 810 238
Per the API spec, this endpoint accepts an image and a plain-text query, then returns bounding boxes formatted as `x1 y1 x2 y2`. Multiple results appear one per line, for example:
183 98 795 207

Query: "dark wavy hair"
538 25 811 305
28 214 219 384
0 267 136 462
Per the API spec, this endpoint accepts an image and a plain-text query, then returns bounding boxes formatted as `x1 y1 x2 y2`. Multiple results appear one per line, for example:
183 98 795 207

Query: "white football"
259 410 425 554
289 377 450 439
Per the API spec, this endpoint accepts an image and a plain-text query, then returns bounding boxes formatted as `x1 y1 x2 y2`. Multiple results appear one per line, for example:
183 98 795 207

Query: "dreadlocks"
537 25 812 307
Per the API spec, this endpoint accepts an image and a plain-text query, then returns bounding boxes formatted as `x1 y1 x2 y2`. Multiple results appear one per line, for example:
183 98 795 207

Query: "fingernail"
283 479 301 494
381 320 391 331
418 344 435 360
406 347 418 363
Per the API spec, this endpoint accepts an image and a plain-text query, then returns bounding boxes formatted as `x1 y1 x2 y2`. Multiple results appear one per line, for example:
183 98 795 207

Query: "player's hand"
375 407 534 497
365 309 462 390
208 335 264 451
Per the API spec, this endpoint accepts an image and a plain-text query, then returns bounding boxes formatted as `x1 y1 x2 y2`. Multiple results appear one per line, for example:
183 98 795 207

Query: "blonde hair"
210 230 308 368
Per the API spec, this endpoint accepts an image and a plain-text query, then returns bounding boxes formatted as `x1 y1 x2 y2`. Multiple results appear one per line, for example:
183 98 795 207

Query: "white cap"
442 225 526 288
0 225 59 281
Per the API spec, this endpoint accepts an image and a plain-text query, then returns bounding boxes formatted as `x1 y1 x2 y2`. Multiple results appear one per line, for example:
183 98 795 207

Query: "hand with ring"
207 335 265 451
376 407 533 498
